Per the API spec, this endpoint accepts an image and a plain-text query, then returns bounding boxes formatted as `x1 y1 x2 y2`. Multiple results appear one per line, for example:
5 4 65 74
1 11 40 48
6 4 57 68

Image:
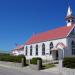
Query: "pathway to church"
42 60 75 75
0 61 75 75
0 65 58 75
0 61 58 75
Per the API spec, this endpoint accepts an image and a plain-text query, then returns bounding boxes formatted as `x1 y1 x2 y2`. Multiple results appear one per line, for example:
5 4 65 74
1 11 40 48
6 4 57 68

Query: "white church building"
24 6 75 60
12 6 75 60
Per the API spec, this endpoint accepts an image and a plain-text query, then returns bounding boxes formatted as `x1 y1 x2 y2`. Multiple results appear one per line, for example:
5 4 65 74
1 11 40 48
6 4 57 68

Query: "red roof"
25 25 75 45
14 45 24 50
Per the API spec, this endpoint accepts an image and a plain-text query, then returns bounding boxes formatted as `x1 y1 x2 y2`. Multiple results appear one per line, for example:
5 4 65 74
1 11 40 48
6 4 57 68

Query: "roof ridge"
34 25 71 36
25 24 74 45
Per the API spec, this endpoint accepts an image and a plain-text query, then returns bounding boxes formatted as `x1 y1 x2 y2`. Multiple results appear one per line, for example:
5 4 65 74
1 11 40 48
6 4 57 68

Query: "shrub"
63 57 75 69
30 57 42 65
0 53 26 63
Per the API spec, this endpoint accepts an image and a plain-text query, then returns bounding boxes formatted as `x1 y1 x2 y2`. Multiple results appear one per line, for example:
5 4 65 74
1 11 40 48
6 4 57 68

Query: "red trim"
56 42 67 48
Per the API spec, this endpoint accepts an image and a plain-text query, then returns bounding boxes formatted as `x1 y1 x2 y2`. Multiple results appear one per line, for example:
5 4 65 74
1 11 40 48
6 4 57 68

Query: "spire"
65 6 75 27
67 6 72 16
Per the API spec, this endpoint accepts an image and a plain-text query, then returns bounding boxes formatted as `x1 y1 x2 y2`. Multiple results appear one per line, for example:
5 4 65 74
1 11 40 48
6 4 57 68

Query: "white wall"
24 38 67 60
65 27 75 57
66 37 75 57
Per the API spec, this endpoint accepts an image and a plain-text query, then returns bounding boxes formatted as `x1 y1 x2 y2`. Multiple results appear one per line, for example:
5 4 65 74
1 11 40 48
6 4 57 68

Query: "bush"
0 53 26 63
63 57 75 69
30 57 42 65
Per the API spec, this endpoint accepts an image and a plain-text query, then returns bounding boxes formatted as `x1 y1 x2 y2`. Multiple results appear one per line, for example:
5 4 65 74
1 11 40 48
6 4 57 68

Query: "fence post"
37 60 42 70
21 57 26 67
59 60 63 75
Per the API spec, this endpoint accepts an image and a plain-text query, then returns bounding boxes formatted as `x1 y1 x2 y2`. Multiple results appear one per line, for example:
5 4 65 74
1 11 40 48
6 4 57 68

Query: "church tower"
65 6 75 27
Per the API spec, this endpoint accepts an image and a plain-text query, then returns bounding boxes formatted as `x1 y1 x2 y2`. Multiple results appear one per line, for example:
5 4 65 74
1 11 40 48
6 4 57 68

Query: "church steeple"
65 6 75 27
67 6 72 16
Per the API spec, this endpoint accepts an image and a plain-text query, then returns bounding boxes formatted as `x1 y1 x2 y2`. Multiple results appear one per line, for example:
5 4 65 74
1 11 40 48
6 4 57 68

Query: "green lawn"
42 63 55 69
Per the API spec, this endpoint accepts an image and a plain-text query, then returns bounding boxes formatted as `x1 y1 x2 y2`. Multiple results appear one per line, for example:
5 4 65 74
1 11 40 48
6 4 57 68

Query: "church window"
42 43 45 55
72 41 75 55
36 45 38 55
50 42 53 54
30 45 32 56
25 46 28 55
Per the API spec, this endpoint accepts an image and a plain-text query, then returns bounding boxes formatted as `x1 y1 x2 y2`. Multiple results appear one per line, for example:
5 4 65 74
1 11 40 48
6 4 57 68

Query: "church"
12 6 75 61
24 6 75 60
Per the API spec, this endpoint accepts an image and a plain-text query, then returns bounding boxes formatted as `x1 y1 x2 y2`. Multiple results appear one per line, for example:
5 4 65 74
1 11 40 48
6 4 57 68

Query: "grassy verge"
0 53 26 63
42 63 55 69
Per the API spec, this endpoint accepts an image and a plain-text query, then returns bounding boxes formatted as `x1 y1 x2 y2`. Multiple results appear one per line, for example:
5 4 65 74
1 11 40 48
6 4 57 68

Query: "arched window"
50 42 53 54
42 43 45 55
72 41 75 55
30 45 32 56
25 46 28 55
36 45 38 55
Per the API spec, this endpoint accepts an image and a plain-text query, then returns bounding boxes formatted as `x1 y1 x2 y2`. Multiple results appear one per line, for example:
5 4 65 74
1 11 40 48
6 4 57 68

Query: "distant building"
24 6 75 60
12 45 24 56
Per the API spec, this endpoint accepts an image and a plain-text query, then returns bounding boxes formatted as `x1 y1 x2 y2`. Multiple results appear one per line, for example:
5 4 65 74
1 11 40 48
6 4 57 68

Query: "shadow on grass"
42 64 55 70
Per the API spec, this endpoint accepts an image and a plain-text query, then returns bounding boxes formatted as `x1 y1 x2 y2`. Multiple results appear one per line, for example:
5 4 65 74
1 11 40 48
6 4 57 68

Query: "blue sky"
0 0 75 52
